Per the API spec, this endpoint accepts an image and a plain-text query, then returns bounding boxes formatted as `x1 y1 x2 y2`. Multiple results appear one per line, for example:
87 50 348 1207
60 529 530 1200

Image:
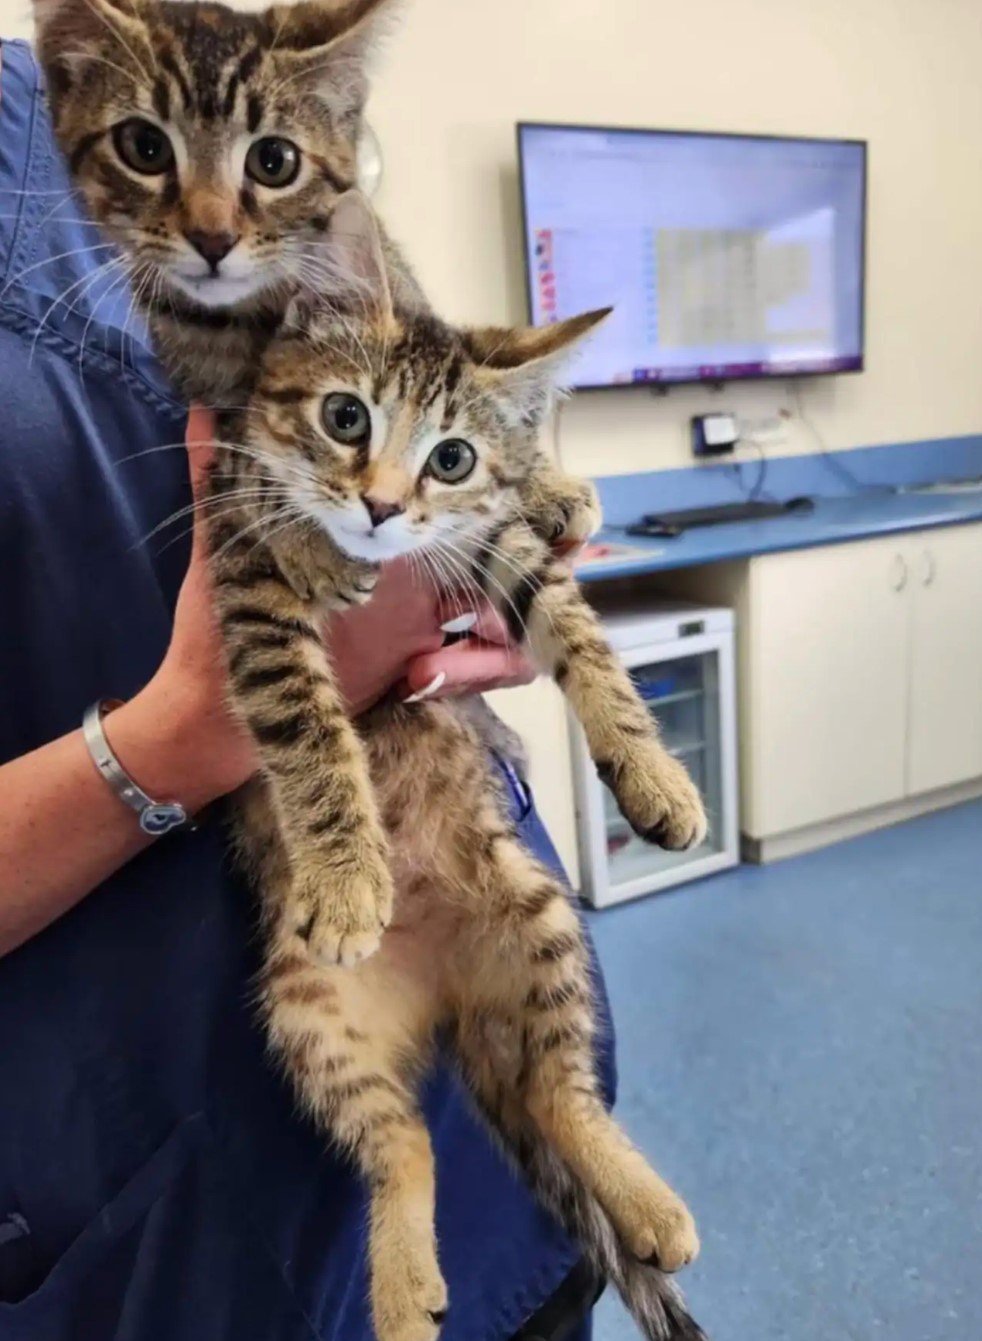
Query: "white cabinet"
906 525 982 794
676 521 982 852
748 537 909 837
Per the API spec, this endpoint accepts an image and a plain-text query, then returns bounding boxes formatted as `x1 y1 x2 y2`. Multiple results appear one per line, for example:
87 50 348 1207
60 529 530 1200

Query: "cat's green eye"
245 137 301 189
427 439 477 485
112 119 174 176
322 392 371 446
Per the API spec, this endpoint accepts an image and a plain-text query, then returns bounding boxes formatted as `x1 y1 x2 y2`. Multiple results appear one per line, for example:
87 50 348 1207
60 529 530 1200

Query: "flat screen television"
517 123 867 390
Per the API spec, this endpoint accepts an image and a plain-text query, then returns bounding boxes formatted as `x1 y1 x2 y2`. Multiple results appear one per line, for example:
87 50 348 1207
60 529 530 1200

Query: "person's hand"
321 565 538 714
111 405 545 808
107 406 258 811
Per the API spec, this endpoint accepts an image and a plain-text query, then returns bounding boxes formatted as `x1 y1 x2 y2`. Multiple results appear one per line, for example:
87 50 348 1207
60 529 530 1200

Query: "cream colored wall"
367 0 982 480
363 0 982 875
6 0 982 878
1 2 30 39
9 0 981 471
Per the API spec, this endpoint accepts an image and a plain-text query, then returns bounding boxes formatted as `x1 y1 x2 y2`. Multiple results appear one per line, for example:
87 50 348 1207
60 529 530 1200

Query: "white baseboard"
742 778 982 864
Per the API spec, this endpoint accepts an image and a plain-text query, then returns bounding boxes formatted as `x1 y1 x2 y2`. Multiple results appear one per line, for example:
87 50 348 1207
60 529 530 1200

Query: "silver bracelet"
82 699 192 837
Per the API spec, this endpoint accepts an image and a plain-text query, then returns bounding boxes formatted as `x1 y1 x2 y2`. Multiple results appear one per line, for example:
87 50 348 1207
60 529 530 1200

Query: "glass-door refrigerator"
569 603 739 907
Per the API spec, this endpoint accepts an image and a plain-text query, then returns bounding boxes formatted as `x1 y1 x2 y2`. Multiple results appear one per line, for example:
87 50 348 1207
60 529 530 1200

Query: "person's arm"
0 409 540 957
0 415 257 956
0 687 251 958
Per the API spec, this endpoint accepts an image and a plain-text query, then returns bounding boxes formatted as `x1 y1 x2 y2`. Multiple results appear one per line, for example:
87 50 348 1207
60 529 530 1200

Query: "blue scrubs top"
0 40 614 1341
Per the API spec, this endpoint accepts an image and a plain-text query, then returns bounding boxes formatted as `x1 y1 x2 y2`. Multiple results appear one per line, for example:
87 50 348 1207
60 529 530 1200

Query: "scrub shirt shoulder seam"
0 300 186 421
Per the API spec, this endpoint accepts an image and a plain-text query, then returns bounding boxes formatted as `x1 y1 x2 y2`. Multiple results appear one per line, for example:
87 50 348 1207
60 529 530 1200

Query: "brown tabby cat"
207 189 707 1341
32 0 710 1335
32 0 593 565
32 0 706 886
34 0 413 399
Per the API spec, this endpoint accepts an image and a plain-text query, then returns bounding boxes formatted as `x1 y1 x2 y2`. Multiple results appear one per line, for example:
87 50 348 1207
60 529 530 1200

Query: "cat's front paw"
553 479 602 551
289 855 394 968
324 561 379 611
527 477 601 554
600 748 708 851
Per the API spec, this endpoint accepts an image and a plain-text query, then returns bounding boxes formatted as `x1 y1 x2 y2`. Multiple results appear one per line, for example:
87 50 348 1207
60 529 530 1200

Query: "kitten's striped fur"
34 2 710 1336
207 193 707 1341
35 0 419 400
35 0 597 576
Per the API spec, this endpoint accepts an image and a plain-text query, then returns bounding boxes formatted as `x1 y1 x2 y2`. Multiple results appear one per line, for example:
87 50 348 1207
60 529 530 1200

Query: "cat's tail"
498 1125 710 1341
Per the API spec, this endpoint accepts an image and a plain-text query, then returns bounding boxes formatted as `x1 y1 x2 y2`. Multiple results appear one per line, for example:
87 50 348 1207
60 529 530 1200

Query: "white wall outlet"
692 413 739 456
738 415 788 446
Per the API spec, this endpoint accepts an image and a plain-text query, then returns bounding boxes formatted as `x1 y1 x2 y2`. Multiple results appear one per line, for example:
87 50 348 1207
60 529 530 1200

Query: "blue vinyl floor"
588 800 982 1341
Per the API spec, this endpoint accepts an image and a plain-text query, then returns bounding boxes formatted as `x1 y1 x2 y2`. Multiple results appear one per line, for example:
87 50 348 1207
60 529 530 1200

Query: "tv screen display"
517 123 867 390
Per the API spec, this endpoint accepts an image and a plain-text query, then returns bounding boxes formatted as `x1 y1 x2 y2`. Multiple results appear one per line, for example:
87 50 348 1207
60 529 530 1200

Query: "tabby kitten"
213 190 707 1341
34 0 413 401
35 1 710 1332
32 0 594 564
33 0 704 828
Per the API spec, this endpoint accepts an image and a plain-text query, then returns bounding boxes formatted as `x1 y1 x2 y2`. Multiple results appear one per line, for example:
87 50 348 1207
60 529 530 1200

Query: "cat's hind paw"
373 1245 448 1341
633 1192 701 1274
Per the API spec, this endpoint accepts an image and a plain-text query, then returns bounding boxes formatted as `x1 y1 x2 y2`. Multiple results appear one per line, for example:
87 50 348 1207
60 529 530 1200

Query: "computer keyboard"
627 498 813 538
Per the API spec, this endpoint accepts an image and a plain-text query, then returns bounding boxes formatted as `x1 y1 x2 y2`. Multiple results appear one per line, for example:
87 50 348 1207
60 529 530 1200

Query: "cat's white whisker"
79 0 153 84
429 541 492 628
57 48 146 89
77 260 132 394
132 489 299 550
0 241 117 304
28 257 122 366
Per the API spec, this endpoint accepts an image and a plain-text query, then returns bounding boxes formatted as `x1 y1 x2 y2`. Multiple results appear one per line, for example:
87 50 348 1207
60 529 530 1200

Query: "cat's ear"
286 190 393 327
464 309 612 422
32 0 149 43
326 190 393 318
266 0 398 128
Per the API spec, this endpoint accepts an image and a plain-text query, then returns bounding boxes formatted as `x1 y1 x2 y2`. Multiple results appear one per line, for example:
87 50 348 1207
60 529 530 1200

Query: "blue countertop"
576 488 982 583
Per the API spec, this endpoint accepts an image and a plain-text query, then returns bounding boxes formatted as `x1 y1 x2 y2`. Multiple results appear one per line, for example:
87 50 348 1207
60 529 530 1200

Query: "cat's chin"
321 518 433 566
165 269 269 310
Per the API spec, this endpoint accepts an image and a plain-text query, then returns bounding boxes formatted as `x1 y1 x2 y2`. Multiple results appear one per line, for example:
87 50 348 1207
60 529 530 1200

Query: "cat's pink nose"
361 495 404 529
184 230 239 269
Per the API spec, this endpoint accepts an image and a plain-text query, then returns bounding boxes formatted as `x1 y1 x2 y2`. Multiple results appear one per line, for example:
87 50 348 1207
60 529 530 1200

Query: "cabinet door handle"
920 550 936 587
890 554 908 592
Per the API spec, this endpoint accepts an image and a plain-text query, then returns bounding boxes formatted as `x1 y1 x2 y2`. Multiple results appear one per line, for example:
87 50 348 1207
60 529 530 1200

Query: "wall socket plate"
738 415 788 445
692 413 739 456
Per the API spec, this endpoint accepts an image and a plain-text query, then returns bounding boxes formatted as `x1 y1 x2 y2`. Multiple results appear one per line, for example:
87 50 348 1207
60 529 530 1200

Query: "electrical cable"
791 380 896 496
730 435 772 503
552 398 569 471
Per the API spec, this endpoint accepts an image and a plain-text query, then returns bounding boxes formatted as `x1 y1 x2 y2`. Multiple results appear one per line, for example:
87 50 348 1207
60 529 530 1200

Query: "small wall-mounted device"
691 413 739 458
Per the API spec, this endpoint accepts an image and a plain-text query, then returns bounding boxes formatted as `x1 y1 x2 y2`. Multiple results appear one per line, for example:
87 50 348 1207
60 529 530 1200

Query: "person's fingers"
550 536 586 564
436 598 513 647
185 405 217 502
404 642 535 698
182 406 220 579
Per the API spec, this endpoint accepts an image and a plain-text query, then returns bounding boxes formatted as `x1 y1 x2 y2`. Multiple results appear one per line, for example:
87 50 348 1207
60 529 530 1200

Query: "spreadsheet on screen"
519 126 866 388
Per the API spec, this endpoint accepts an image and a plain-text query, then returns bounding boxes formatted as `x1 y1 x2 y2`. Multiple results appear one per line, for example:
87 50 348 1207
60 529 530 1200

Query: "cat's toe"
292 868 393 968
638 1200 701 1274
305 922 385 968
601 751 708 851
374 1259 448 1341
551 483 601 550
642 788 708 852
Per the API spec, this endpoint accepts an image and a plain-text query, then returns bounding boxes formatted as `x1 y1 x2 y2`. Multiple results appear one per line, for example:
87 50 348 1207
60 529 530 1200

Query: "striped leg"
472 522 707 852
211 544 393 967
450 824 699 1274
260 911 447 1341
